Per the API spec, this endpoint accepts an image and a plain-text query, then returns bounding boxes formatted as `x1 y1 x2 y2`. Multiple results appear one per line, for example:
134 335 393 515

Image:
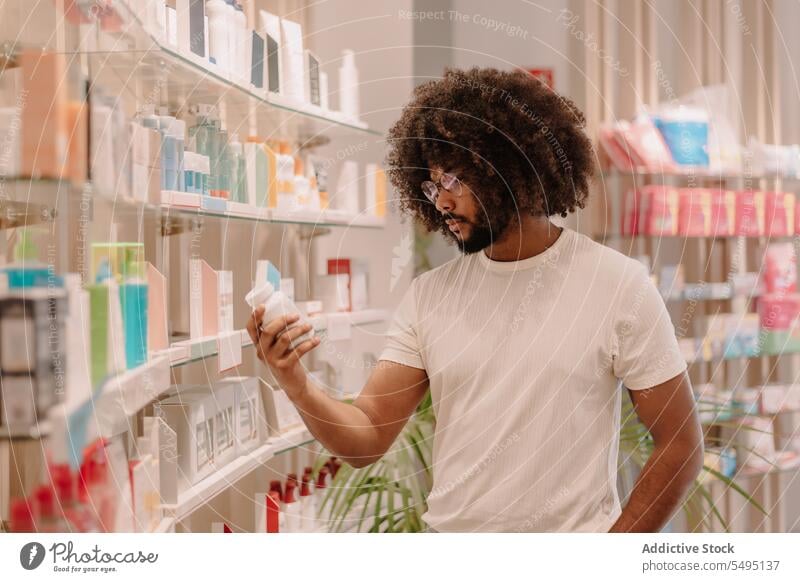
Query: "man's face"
428 167 508 254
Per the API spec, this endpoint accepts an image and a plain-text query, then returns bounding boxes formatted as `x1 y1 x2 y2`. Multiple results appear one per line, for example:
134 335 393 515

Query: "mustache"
442 211 471 223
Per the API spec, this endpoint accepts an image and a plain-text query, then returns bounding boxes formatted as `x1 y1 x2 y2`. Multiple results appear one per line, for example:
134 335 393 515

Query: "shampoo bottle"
120 255 148 369
206 0 228 71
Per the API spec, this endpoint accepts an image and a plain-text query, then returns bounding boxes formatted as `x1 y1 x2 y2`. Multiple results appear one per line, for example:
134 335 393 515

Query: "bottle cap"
316 467 329 489
269 479 284 502
245 282 275 309
51 465 75 504
33 485 55 517
300 475 311 497
287 473 298 485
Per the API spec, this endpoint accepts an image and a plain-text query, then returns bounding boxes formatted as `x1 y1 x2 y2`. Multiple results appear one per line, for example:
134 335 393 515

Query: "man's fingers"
275 337 321 368
260 313 301 339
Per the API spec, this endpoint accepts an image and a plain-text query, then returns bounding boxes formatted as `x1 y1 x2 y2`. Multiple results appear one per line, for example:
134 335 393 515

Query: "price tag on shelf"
217 331 243 372
326 313 352 341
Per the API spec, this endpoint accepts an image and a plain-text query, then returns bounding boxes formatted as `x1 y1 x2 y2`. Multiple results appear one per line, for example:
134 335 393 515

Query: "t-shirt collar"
477 226 570 272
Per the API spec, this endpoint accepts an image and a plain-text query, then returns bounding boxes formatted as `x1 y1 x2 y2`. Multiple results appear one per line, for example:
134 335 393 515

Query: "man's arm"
609 371 704 532
247 308 429 468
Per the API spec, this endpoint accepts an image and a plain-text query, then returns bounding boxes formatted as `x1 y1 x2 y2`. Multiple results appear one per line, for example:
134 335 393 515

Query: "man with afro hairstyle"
247 68 702 533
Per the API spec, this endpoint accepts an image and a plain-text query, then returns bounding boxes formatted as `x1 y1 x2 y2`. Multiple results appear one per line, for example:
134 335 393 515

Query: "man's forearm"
288 377 385 467
609 443 703 532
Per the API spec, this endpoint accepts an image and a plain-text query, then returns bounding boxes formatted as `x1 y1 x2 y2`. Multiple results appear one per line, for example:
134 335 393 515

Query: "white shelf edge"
163 426 314 520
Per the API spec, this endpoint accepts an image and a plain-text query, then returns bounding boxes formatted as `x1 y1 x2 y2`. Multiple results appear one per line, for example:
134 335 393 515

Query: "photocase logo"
20 542 46 570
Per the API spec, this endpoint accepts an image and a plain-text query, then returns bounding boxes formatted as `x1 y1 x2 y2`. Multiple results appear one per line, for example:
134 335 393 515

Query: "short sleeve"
612 265 687 390
379 280 426 370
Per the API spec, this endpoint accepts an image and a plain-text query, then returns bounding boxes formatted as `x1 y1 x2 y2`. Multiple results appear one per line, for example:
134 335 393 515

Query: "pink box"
678 188 711 236
621 188 643 235
645 185 678 236
734 190 764 237
764 191 794 237
598 126 636 172
709 190 735 237
759 294 800 330
764 243 797 294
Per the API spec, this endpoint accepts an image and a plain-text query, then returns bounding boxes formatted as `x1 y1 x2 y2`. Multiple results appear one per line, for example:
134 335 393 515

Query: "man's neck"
483 216 562 262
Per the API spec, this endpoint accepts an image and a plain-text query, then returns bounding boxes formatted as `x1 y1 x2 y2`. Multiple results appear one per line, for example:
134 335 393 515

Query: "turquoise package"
119 252 148 369
653 108 709 166
3 228 52 289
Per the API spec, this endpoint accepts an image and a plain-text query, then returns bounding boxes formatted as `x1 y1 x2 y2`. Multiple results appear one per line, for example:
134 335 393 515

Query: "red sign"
527 68 554 89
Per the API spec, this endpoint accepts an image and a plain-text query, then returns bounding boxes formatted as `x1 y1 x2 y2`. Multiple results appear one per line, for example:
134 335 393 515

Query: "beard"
448 212 512 254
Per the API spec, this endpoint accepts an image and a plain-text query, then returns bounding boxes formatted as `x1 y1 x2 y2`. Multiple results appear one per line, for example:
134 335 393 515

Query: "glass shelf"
601 167 800 182
27 0 382 141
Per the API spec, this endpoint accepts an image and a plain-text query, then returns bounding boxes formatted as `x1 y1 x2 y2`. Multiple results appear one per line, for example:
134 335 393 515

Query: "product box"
734 190 765 236
764 243 797 294
598 124 636 172
619 119 676 171
764 191 795 237
709 190 735 237
20 50 69 179
723 313 759 358
259 381 303 436
644 185 679 236
621 188 642 235
677 188 711 236
317 274 350 312
215 376 264 455
0 290 67 426
159 391 217 490
296 300 323 318
758 294 800 355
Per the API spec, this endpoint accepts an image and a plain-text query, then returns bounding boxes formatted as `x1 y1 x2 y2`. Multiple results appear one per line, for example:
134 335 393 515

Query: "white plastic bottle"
300 468 317 532
206 0 229 73
245 282 314 349
338 49 360 121
283 481 302 533
224 0 238 77
233 2 248 81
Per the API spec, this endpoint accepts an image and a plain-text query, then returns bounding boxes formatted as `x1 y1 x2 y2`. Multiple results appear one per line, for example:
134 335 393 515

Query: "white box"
215 376 264 455
159 391 217 490
317 274 350 312
259 381 302 435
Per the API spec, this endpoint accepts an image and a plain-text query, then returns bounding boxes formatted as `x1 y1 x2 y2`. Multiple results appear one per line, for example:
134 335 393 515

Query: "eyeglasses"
421 172 463 204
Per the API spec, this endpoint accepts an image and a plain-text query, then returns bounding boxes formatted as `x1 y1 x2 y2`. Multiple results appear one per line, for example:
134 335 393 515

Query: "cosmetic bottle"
3 228 50 289
9 498 36 532
269 479 286 531
229 133 247 203
315 466 329 530
294 156 310 209
214 128 231 199
338 49 360 120
164 117 186 192
120 255 149 369
33 485 68 532
300 469 317 532
266 491 281 533
51 464 84 532
207 0 228 72
283 480 301 532
233 2 248 81
245 282 314 350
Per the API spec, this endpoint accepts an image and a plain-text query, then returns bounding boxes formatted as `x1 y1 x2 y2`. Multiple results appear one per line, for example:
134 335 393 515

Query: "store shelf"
93 356 172 436
158 198 386 229
153 517 176 533
163 426 315 520
163 310 388 366
601 167 800 181
0 421 53 441
73 1 379 141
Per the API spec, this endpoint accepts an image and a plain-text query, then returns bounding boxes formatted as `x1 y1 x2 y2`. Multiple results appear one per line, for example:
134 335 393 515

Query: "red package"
734 191 764 237
678 188 711 236
709 190 735 237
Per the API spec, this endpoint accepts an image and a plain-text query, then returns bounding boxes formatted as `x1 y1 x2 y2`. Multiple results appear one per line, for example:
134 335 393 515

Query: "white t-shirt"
380 227 687 532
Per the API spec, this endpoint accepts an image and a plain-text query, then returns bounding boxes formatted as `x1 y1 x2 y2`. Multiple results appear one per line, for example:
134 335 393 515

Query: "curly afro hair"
386 67 595 235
